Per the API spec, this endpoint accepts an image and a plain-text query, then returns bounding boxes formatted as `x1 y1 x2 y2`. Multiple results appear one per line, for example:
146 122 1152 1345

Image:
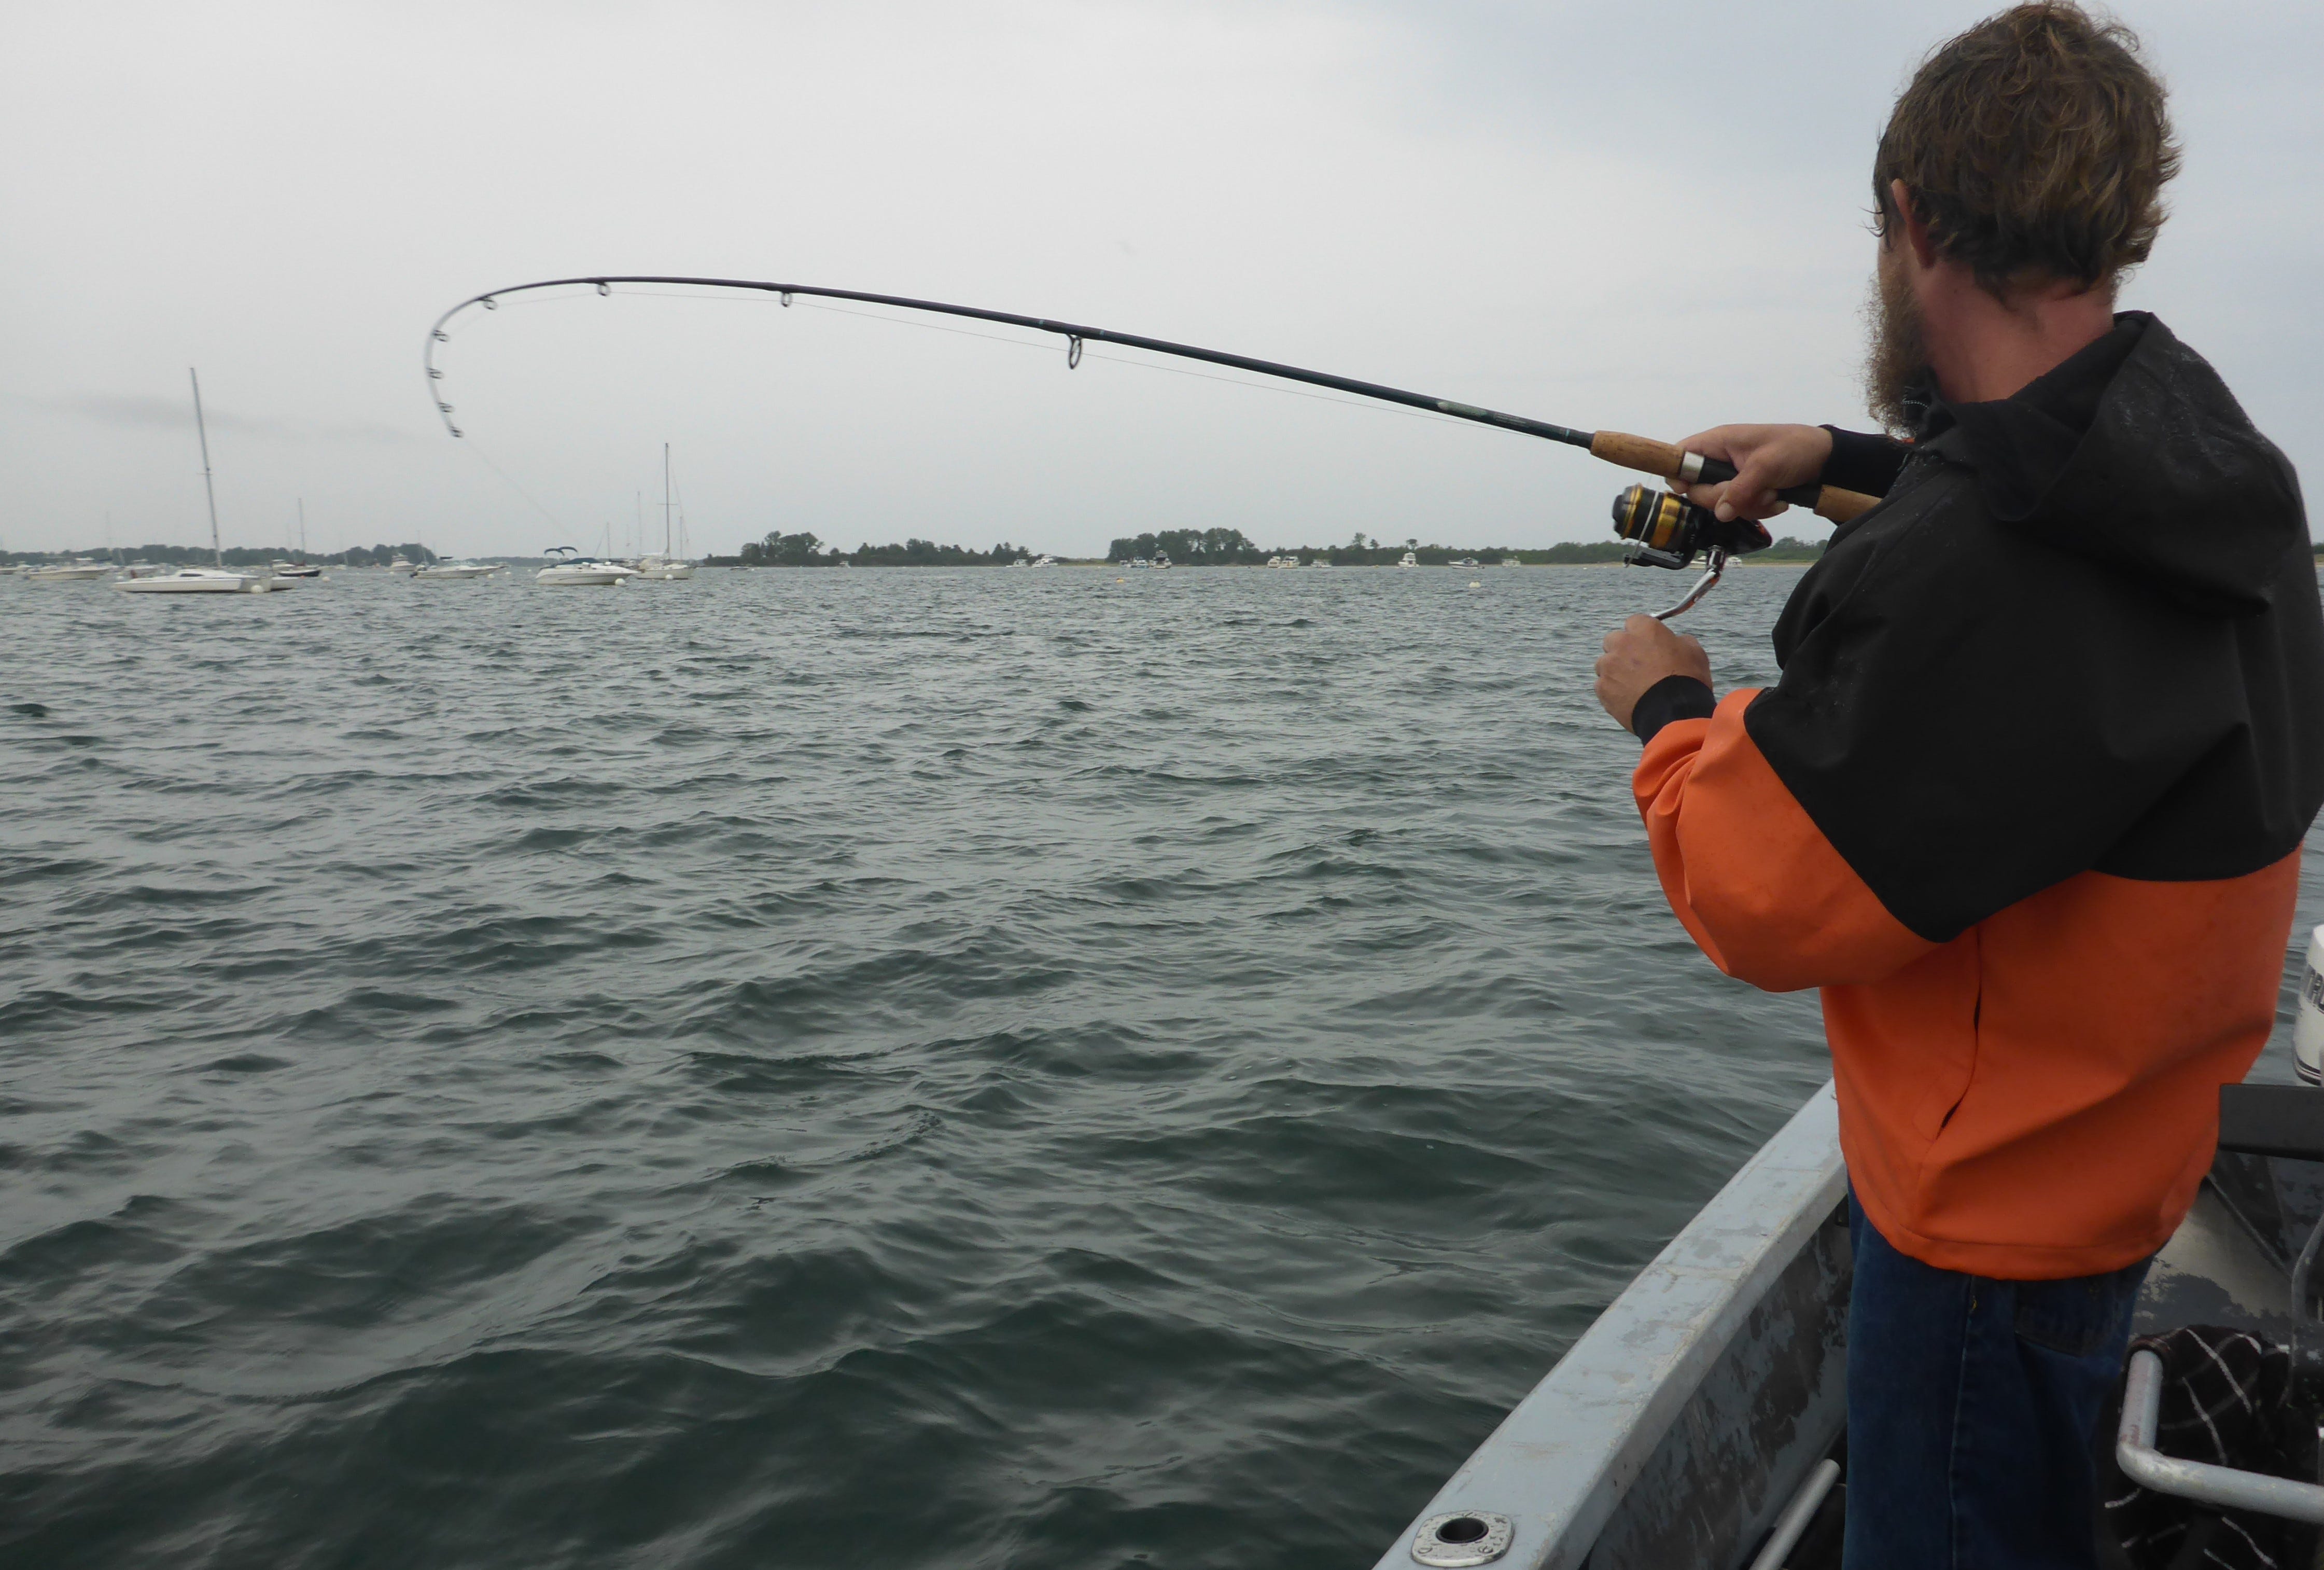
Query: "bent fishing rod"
423 276 1879 618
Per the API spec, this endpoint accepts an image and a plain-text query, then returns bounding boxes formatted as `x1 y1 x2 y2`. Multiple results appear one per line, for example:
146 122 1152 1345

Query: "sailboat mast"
298 497 307 558
662 443 672 556
190 368 222 567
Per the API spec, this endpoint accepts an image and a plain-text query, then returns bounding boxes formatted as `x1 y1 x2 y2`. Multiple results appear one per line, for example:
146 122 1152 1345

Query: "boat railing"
2117 1349 2324 1523
2114 1083 2324 1527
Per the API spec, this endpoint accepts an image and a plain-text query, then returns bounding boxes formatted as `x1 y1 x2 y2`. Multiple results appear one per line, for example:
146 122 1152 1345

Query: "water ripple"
7 565 2317 1568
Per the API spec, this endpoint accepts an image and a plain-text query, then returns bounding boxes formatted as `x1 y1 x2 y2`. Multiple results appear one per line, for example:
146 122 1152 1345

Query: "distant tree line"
732 531 1034 567
1100 531 1834 565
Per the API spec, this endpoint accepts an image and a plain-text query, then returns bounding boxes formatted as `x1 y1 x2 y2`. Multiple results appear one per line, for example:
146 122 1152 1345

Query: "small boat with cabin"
26 559 113 582
116 566 281 594
535 547 636 587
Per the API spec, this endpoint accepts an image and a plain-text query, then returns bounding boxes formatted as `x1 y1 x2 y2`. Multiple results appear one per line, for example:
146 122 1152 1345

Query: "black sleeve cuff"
1819 426 1909 498
1631 675 1716 744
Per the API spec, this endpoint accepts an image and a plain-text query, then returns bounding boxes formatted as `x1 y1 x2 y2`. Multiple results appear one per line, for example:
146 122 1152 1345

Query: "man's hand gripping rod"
420 276 1882 614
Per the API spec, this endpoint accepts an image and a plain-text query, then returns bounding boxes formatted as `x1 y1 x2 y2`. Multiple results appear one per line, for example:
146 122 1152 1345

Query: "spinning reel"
1609 483 1774 620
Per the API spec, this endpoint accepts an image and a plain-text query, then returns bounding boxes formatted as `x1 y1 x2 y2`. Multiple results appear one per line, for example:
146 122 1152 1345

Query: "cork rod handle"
1589 429 1880 529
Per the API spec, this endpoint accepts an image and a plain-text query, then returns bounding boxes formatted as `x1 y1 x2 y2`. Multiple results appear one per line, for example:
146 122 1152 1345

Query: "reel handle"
1588 430 1880 525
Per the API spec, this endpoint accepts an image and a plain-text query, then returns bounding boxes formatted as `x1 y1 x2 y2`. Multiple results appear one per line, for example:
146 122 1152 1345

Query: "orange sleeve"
1633 689 1936 992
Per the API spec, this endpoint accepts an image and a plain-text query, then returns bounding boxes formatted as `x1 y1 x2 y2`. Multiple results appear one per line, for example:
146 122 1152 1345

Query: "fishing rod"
423 276 1880 617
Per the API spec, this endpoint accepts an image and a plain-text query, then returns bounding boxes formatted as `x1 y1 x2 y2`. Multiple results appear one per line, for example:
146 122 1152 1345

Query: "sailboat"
272 499 324 578
116 371 283 594
634 443 697 580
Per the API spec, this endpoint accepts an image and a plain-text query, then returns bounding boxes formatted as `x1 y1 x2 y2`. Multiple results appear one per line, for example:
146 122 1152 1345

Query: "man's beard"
1863 248 1929 436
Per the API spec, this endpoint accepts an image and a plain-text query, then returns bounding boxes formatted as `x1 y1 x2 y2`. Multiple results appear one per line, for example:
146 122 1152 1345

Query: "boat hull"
113 571 278 594
536 568 633 587
1377 1087 1848 1570
1378 1080 2309 1570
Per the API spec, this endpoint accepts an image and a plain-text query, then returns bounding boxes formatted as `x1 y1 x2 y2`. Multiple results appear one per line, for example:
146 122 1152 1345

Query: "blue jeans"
1845 1193 2151 1570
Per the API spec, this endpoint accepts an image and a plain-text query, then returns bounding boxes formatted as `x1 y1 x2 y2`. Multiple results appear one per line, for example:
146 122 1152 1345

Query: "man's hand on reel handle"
1595 615 1713 734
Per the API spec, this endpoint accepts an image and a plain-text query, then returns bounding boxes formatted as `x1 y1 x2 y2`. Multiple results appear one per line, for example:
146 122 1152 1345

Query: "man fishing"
1591 5 2324 1565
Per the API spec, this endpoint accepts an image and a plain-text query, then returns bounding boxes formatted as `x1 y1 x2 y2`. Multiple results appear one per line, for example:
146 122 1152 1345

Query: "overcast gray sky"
4 1 2317 559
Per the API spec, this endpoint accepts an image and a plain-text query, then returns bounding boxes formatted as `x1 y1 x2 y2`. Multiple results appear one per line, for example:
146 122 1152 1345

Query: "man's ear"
1888 179 1941 272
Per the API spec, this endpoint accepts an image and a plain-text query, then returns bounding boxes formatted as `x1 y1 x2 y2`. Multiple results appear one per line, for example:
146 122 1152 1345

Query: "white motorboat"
1397 550 1419 568
26 560 113 582
414 560 503 580
1151 551 1172 569
1309 557 1332 567
115 567 279 594
1266 554 1300 568
536 547 635 587
1124 557 1151 569
387 557 418 576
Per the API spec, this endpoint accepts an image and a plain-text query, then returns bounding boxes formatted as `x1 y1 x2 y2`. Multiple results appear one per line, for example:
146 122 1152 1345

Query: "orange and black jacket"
1631 314 2324 1279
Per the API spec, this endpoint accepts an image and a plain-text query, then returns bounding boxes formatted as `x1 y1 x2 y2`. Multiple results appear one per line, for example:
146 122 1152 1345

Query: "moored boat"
115 371 284 600
632 444 697 579
115 567 281 594
25 559 113 582
536 546 635 586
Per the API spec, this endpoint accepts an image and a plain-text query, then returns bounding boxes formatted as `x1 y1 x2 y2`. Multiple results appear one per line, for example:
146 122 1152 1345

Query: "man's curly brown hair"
1874 2 2179 296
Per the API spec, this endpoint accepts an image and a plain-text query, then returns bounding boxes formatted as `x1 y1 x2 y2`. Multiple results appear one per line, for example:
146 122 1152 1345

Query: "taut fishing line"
423 275 1881 616
615 286 1502 434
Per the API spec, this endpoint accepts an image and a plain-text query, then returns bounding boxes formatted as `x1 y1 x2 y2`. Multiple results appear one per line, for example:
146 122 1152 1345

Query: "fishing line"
610 285 1473 432
460 431 566 528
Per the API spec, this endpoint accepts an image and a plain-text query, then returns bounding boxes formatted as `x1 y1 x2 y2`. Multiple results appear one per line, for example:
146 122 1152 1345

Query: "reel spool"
1608 484 1775 620
1609 483 1773 569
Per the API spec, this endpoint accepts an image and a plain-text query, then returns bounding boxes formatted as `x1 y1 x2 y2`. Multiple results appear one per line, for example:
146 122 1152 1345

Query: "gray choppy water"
7 565 2319 1568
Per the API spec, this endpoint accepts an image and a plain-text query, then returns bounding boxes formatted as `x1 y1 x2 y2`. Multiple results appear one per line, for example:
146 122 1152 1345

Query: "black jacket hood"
1750 316 2324 942
1917 313 2306 616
